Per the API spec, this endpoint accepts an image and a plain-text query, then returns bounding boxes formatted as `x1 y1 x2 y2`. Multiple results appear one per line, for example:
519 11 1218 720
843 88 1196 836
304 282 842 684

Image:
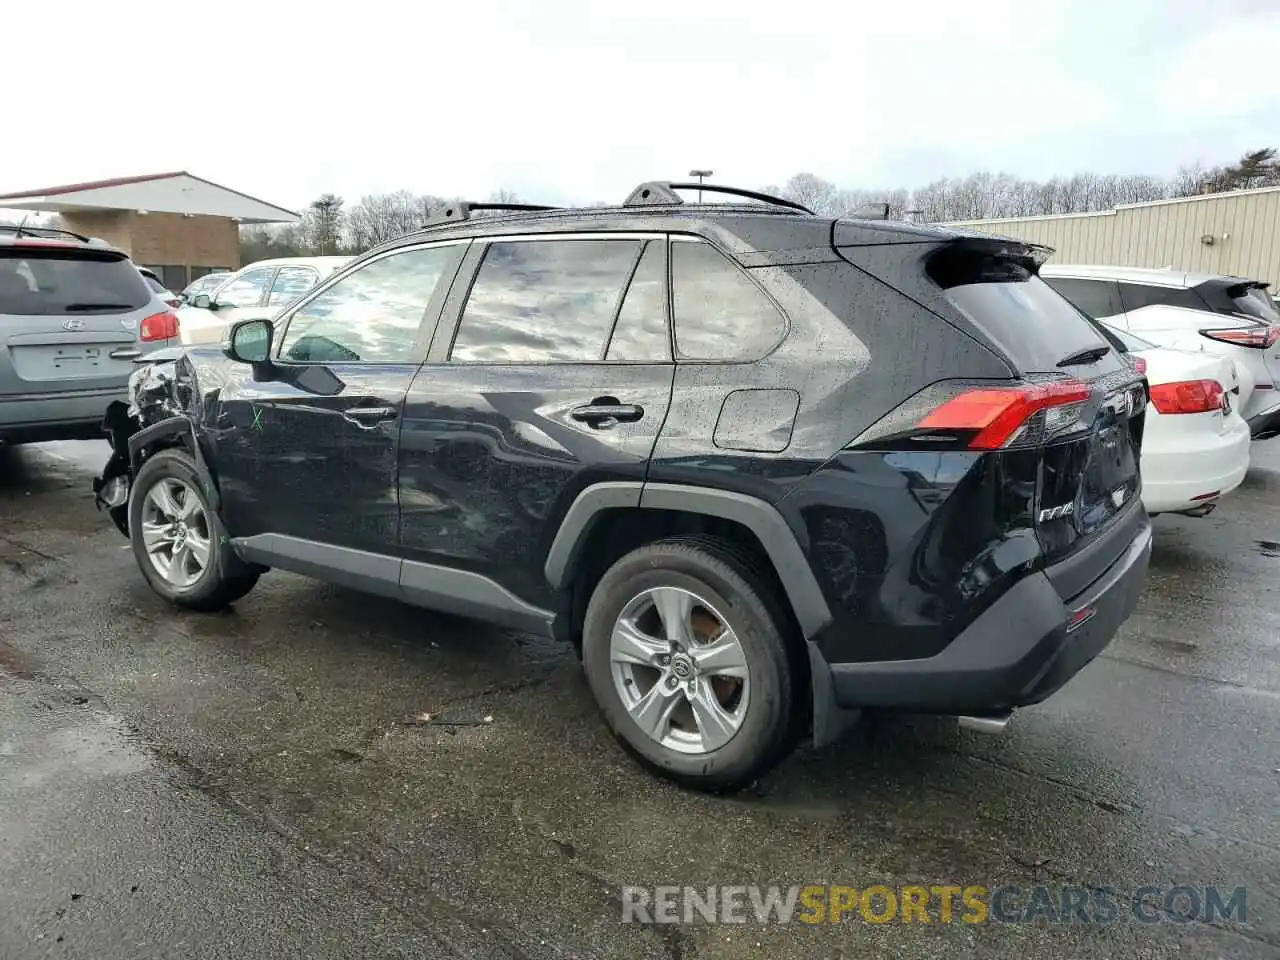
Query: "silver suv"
0 225 176 445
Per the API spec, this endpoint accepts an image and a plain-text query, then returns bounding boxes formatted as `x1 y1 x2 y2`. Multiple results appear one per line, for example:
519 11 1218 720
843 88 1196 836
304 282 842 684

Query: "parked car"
0 225 178 445
179 271 231 306
93 183 1152 791
1042 265 1280 438
176 256 350 345
137 266 180 309
1100 323 1250 517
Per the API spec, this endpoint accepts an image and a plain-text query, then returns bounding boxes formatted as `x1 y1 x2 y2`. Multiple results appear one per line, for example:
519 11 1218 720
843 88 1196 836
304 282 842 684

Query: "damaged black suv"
94 182 1152 791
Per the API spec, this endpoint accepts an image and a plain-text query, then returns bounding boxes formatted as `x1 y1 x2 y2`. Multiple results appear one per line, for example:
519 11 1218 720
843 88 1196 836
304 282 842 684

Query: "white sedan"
1107 324 1251 517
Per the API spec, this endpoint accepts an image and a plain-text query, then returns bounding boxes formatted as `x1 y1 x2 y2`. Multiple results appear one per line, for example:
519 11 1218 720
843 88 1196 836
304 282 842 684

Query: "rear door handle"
571 403 644 427
342 405 398 428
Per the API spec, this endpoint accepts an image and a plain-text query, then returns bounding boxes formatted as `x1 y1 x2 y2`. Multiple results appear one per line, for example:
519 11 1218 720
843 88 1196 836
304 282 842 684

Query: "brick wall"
60 210 133 251
60 210 240 286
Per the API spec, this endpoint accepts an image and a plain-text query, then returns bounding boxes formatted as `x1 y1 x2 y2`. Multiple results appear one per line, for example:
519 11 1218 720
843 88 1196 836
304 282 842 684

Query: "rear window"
1229 284 1280 324
930 250 1109 372
0 250 150 316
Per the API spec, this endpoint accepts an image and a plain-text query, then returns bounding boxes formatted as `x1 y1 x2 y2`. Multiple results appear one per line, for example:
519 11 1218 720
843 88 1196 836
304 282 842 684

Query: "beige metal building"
946 186 1280 286
0 172 297 293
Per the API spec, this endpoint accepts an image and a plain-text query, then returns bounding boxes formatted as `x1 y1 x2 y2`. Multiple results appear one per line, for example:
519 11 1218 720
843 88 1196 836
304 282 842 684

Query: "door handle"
570 402 644 428
110 348 142 359
342 405 398 428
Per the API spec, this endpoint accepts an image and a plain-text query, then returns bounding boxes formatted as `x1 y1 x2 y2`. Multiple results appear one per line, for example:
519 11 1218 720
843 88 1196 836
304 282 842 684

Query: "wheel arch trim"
127 416 222 512
544 481 832 639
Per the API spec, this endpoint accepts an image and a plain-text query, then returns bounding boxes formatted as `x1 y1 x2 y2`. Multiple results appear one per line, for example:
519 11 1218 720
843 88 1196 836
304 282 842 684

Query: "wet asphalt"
1 440 1278 959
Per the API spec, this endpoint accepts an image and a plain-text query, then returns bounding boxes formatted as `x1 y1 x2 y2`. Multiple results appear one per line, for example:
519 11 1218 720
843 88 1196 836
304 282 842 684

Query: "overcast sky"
5 0 1278 210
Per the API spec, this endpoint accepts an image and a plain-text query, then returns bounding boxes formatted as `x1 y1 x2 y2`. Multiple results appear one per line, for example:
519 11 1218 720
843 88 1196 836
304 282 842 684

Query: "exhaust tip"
957 713 1012 735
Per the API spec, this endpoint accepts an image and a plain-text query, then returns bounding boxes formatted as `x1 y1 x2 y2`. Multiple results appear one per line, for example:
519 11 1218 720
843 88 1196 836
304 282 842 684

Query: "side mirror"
192 293 213 310
224 318 273 365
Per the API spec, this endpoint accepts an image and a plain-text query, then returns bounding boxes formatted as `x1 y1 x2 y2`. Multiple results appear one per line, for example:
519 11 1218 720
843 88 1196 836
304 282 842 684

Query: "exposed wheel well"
564 507 810 718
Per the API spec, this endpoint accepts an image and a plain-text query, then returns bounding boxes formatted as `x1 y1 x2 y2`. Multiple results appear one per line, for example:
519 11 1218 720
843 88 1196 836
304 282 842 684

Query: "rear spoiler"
925 237 1055 289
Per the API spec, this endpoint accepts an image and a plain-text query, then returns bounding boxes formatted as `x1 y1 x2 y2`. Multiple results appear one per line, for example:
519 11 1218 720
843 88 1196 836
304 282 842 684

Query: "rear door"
0 245 158 403
398 234 675 609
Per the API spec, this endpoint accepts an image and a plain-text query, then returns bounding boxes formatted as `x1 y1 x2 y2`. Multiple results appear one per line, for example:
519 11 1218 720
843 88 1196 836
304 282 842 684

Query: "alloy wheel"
609 586 750 754
139 478 212 588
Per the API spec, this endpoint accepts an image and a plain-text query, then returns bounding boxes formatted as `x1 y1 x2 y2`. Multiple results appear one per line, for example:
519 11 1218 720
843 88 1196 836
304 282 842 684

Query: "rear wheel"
582 537 796 792
128 449 259 610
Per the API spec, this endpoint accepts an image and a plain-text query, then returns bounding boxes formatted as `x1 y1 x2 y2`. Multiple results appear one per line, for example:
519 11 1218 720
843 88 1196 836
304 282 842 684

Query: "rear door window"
449 239 642 363
1043 277 1123 320
670 240 785 361
267 266 319 308
0 250 151 315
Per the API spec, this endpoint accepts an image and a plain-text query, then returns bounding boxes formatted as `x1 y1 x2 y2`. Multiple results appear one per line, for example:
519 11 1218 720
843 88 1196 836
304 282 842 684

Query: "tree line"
240 147 1280 261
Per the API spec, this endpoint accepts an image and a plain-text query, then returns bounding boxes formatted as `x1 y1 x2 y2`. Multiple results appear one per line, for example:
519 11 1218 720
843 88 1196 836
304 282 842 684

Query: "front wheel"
128 449 259 611
581 537 797 792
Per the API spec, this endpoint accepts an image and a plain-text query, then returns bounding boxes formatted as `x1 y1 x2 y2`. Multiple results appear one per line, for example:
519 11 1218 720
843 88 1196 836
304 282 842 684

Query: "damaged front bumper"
91 352 193 536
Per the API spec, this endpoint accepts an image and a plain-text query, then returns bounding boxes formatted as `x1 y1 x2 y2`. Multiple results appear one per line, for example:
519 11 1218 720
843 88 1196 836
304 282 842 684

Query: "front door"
211 241 469 554
398 235 675 608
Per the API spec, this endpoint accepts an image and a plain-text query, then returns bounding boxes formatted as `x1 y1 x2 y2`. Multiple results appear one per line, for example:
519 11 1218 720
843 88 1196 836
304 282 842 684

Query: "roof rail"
0 223 93 243
423 201 559 227
623 182 815 215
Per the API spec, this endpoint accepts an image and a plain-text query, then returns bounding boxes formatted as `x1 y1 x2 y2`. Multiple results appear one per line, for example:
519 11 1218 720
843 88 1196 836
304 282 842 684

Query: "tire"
128 448 260 611
582 537 796 792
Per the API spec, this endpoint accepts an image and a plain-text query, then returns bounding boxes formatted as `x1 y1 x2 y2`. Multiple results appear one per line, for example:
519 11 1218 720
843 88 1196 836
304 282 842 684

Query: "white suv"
177 256 351 345
1042 264 1280 439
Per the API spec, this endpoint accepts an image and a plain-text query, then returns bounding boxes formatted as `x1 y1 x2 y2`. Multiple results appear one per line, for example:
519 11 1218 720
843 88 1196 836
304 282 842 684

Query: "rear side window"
450 239 642 363
1043 277 1123 319
1117 283 1207 314
671 241 784 360
930 249 1109 373
0 250 150 315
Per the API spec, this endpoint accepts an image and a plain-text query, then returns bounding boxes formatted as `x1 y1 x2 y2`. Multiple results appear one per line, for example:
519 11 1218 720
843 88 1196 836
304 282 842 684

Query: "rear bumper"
1141 417 1251 513
0 386 123 443
811 513 1151 737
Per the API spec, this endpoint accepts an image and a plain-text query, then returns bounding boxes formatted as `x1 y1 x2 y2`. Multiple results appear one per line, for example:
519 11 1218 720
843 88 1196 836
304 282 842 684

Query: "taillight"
1148 379 1224 415
851 378 1092 451
1200 326 1280 349
140 310 179 342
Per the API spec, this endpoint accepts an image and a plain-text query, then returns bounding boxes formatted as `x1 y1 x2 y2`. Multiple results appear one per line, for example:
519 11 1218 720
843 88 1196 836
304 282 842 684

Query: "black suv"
94 182 1152 791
